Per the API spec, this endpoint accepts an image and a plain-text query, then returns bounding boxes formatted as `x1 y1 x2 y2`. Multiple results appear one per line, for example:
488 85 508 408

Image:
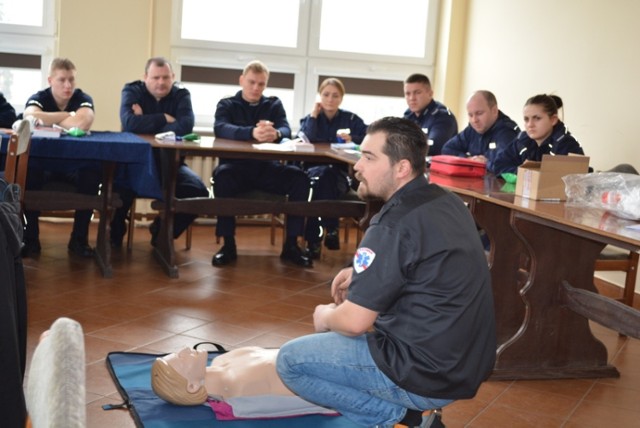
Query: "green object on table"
501 172 517 184
67 127 86 137
182 133 200 141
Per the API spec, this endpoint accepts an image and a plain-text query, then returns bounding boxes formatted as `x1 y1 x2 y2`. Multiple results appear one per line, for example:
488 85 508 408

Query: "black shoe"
68 236 94 258
306 241 322 260
21 239 41 258
281 243 313 267
212 244 237 266
149 218 160 247
324 230 340 250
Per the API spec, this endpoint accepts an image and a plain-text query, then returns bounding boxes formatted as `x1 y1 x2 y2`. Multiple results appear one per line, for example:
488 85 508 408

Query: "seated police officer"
212 60 311 268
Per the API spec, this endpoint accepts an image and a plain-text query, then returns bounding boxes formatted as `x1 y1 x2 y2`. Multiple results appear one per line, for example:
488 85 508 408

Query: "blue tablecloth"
1 131 162 199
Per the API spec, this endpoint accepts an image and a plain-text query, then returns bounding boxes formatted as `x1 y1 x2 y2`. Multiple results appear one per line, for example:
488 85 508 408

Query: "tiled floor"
21 219 640 428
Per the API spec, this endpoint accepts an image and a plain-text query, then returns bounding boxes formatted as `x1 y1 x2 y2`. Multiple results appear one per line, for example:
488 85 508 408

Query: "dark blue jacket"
214 91 291 141
120 81 194 135
403 99 458 156
26 87 94 113
0 93 16 128
299 109 367 144
442 111 520 173
492 121 584 175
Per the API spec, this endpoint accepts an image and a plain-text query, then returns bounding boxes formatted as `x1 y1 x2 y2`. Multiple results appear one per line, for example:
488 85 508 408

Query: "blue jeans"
276 333 453 427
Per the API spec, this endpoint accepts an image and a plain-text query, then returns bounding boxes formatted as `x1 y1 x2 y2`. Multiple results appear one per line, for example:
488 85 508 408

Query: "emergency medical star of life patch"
353 247 376 273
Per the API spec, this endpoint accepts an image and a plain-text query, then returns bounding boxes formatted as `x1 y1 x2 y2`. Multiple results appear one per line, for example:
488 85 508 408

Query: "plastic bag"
562 172 640 220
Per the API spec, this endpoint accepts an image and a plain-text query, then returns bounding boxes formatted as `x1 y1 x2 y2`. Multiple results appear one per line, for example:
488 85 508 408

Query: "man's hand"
313 303 337 332
164 113 176 123
252 120 278 142
132 103 143 116
331 267 352 305
469 155 487 163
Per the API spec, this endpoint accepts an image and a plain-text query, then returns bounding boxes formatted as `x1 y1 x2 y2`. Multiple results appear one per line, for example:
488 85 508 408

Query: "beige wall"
456 0 640 172
57 0 164 131
457 0 640 291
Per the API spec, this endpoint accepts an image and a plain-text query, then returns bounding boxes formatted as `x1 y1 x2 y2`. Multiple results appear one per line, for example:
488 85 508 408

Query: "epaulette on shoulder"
431 106 452 116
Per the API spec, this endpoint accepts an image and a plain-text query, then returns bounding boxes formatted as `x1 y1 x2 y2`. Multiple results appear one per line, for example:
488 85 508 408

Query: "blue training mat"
105 351 362 428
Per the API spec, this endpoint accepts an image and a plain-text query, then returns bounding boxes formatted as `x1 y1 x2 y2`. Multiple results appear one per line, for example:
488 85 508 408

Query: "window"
316 0 431 58
0 0 44 27
0 53 41 113
180 0 300 49
0 0 55 112
174 0 439 132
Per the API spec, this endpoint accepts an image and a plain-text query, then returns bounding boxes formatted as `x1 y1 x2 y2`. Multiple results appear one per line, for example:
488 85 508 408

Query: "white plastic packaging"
563 172 640 220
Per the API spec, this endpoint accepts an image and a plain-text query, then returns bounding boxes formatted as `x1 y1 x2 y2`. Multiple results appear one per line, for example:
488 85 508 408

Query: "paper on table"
252 139 314 152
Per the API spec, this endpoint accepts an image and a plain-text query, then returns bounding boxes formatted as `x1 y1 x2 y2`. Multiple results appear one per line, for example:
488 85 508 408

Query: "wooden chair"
595 249 638 307
594 163 639 308
3 121 32 201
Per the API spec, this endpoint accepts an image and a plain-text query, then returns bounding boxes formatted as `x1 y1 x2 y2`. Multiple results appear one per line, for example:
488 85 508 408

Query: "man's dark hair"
145 57 173 73
367 117 427 174
404 73 431 87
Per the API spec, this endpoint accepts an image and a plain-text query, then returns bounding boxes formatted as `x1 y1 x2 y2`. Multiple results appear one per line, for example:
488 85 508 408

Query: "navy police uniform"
442 110 520 173
23 88 99 248
113 81 208 246
491 121 584 175
213 90 309 239
298 109 367 244
403 99 458 156
349 174 496 398
0 92 16 128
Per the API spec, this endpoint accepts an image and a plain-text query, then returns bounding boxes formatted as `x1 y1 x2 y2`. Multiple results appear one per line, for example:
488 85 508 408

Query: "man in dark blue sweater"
442 90 520 172
112 57 208 248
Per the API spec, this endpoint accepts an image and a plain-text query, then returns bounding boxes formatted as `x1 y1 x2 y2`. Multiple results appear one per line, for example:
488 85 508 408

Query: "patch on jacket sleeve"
353 247 376 273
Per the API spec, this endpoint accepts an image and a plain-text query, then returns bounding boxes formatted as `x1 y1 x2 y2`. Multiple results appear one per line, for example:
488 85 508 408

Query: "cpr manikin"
151 346 336 419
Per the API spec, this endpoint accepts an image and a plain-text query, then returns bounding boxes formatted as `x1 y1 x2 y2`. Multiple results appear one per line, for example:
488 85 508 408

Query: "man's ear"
186 381 200 393
396 159 412 179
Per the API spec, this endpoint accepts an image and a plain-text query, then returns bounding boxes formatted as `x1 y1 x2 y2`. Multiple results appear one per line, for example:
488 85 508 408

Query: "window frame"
172 0 440 131
307 0 440 65
0 0 56 109
0 0 56 37
171 0 312 57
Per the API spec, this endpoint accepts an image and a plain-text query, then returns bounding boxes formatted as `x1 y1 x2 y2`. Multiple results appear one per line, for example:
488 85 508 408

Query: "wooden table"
1 131 161 277
430 171 640 380
143 136 369 278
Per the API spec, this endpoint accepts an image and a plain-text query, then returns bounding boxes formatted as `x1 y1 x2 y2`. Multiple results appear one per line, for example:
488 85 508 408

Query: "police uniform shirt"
403 99 458 156
491 120 583 175
120 81 194 136
441 110 520 173
26 87 94 114
299 109 368 144
348 175 496 399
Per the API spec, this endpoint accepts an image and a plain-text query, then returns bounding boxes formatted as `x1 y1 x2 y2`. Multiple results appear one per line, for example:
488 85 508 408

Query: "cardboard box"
515 154 590 200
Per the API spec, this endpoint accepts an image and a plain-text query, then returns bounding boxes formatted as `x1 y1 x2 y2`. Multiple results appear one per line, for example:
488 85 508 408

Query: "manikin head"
151 347 209 406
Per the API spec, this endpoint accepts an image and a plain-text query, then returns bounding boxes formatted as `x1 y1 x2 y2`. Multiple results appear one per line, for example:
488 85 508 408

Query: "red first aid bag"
429 155 486 177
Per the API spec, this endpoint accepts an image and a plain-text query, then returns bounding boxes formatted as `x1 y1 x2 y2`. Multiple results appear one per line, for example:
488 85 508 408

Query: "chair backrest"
26 317 86 428
4 124 32 196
